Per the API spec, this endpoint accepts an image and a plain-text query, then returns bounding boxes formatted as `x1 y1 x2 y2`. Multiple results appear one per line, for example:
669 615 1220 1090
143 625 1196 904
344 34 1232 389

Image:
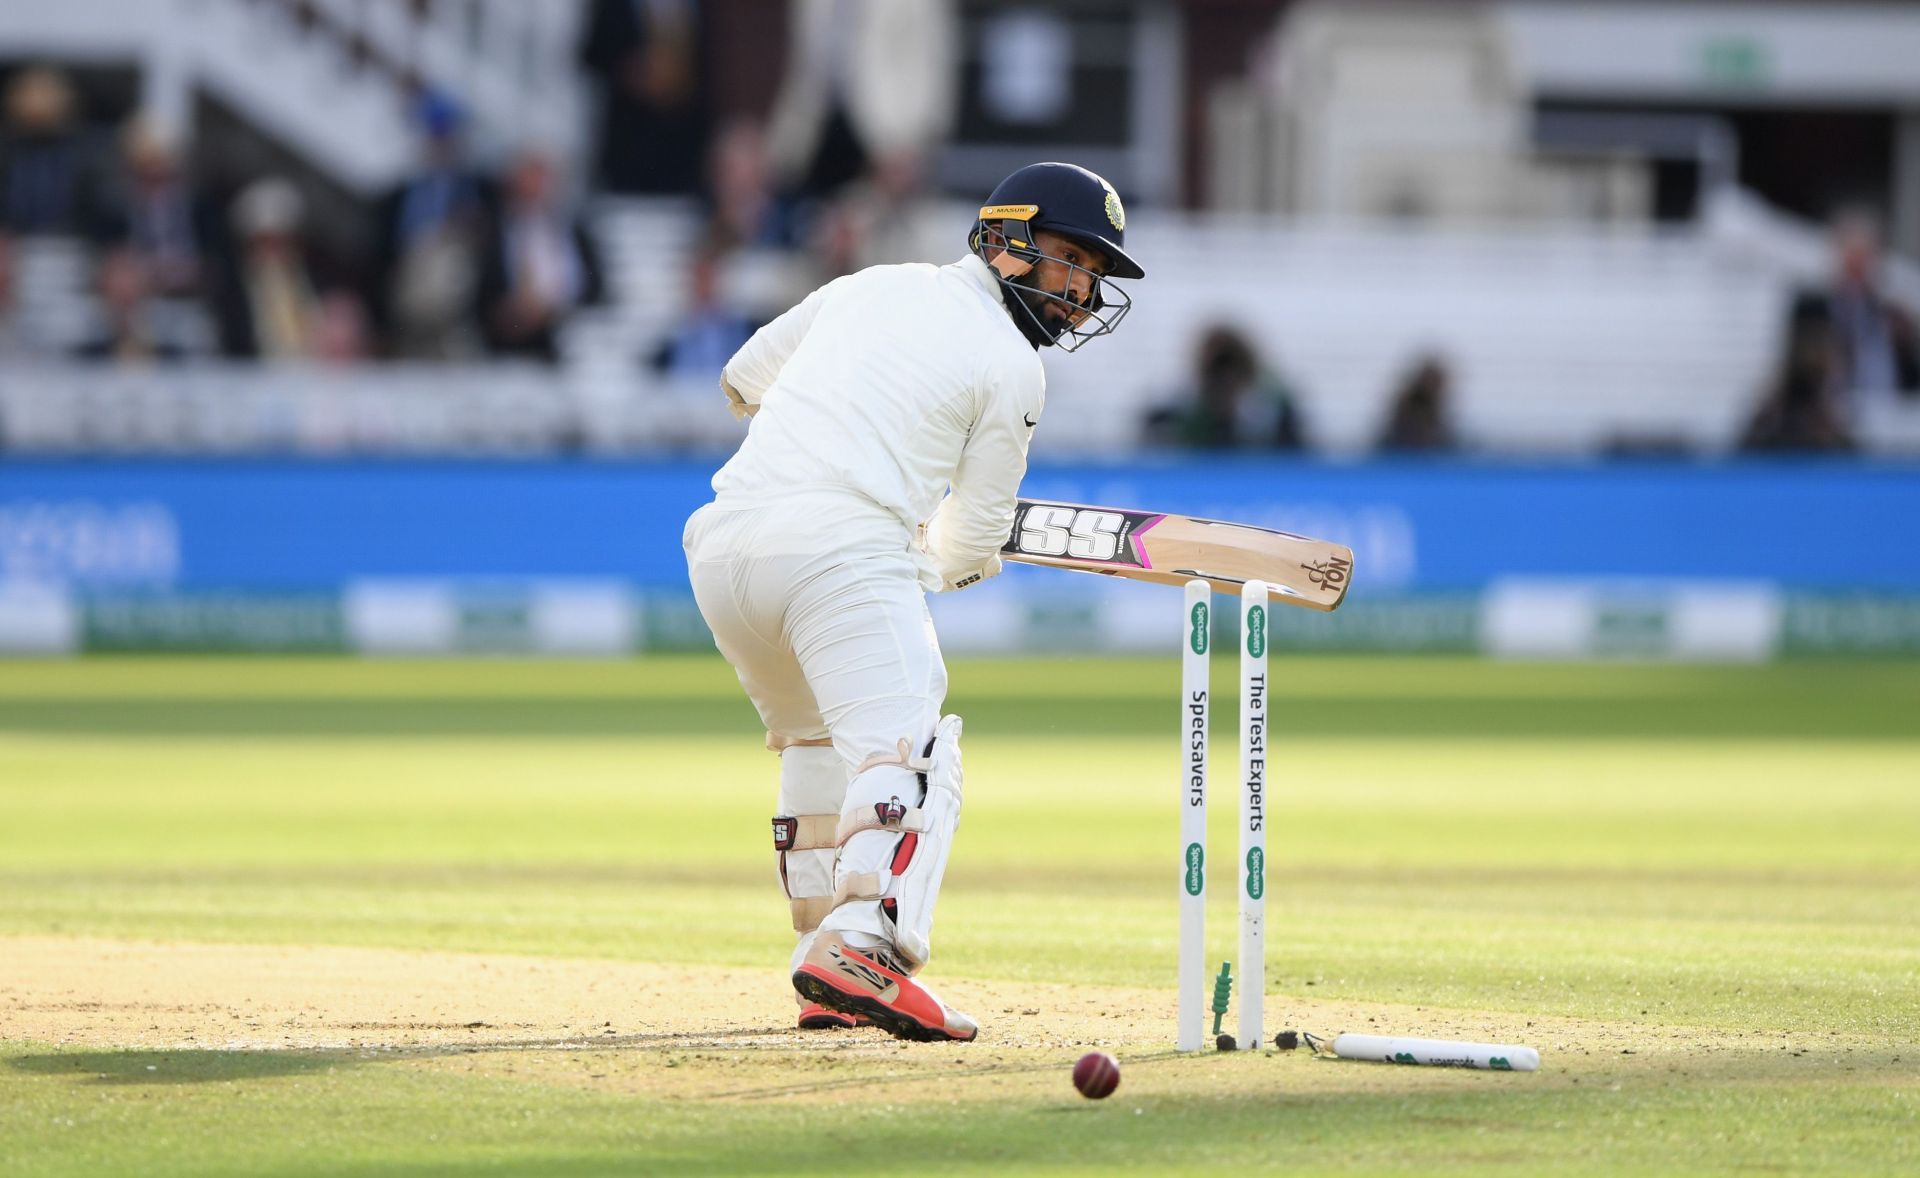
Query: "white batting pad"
822 715 965 970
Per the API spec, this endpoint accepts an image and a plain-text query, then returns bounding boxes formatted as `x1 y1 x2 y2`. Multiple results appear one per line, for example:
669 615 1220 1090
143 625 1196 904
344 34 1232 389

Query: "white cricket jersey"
713 254 1045 590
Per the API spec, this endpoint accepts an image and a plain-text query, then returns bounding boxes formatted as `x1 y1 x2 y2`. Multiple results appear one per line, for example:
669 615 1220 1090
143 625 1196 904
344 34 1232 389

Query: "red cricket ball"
1072 1051 1121 1100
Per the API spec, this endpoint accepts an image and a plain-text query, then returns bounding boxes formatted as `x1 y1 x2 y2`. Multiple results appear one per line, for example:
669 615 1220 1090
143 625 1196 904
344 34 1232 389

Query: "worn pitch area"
8 935 1895 1105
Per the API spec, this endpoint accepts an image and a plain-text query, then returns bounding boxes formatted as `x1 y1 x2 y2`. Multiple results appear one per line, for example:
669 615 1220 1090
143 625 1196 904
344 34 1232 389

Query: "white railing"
0 363 746 456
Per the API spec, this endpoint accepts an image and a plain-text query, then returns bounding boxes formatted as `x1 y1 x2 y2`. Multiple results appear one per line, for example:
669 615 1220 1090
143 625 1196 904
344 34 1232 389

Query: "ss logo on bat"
1018 506 1124 560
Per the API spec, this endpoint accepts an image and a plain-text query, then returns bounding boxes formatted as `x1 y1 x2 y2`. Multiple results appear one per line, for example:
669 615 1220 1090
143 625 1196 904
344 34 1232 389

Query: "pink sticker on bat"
1128 514 1165 568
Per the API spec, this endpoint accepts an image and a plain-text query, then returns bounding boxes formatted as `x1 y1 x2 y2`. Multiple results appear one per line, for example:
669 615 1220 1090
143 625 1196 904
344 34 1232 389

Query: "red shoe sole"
797 1006 867 1030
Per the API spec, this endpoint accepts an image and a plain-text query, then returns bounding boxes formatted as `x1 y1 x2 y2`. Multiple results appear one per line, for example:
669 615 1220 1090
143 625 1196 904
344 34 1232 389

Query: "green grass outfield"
2 655 1917 1176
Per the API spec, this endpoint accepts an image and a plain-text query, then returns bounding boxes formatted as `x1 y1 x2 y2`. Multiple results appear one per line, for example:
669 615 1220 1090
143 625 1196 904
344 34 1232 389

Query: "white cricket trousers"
682 491 948 772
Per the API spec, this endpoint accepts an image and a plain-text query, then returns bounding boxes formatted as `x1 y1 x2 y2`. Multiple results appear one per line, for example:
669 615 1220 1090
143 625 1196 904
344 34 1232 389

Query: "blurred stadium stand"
1 0 1916 458
4 0 1920 658
0 0 587 190
1210 1 1654 222
7 186 1918 456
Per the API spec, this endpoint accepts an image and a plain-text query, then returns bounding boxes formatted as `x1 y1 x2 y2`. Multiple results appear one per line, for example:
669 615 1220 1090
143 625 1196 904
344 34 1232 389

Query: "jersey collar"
954 253 1050 349
954 253 1004 298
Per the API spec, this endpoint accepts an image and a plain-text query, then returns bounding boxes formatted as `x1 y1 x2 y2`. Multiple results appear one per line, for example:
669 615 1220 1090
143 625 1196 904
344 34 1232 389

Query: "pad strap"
833 871 888 907
835 802 930 846
767 733 834 753
855 737 929 776
772 814 838 852
789 895 834 933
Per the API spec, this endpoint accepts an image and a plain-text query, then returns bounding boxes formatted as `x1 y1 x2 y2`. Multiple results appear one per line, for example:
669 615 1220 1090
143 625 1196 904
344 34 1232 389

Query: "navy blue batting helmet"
970 162 1143 351
977 162 1144 279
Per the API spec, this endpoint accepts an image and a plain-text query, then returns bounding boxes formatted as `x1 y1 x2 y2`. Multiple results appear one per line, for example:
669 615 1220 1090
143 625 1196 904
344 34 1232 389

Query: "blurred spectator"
368 92 494 359
312 287 371 366
766 0 956 202
110 116 207 299
833 151 949 266
72 246 186 365
210 176 362 362
0 66 109 239
579 0 709 196
1376 354 1458 453
649 234 759 383
707 119 790 250
1742 292 1854 453
1143 326 1310 451
781 153 949 307
1816 211 1919 423
799 197 863 289
478 151 605 363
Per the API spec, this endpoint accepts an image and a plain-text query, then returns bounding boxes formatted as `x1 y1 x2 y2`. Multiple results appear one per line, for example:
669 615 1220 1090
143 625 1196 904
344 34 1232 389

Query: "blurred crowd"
0 0 957 376
0 64 605 367
1140 329 1457 457
1139 203 1920 457
1142 209 1919 458
597 0 960 390
1 0 1916 456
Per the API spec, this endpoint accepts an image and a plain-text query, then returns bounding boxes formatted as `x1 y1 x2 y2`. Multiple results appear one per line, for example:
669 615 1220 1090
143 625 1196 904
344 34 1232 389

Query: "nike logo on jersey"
1023 413 1037 428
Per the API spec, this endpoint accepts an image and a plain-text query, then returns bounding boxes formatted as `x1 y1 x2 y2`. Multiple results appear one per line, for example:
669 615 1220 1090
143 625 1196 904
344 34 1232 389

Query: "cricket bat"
1001 498 1353 611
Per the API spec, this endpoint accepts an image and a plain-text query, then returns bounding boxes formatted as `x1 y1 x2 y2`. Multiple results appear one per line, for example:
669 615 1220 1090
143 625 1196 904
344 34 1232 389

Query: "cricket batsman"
682 163 1144 1041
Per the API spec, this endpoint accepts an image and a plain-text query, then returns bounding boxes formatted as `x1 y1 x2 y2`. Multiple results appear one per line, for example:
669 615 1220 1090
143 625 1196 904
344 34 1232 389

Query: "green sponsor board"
1781 596 1920 655
45 589 1920 657
83 594 346 652
1592 602 1669 654
636 592 1481 655
1026 600 1103 651
1261 595 1479 652
455 596 535 649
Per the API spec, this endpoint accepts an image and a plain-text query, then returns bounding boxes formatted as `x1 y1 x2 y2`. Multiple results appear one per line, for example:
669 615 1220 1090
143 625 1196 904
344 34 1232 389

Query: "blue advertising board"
3 457 1919 593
